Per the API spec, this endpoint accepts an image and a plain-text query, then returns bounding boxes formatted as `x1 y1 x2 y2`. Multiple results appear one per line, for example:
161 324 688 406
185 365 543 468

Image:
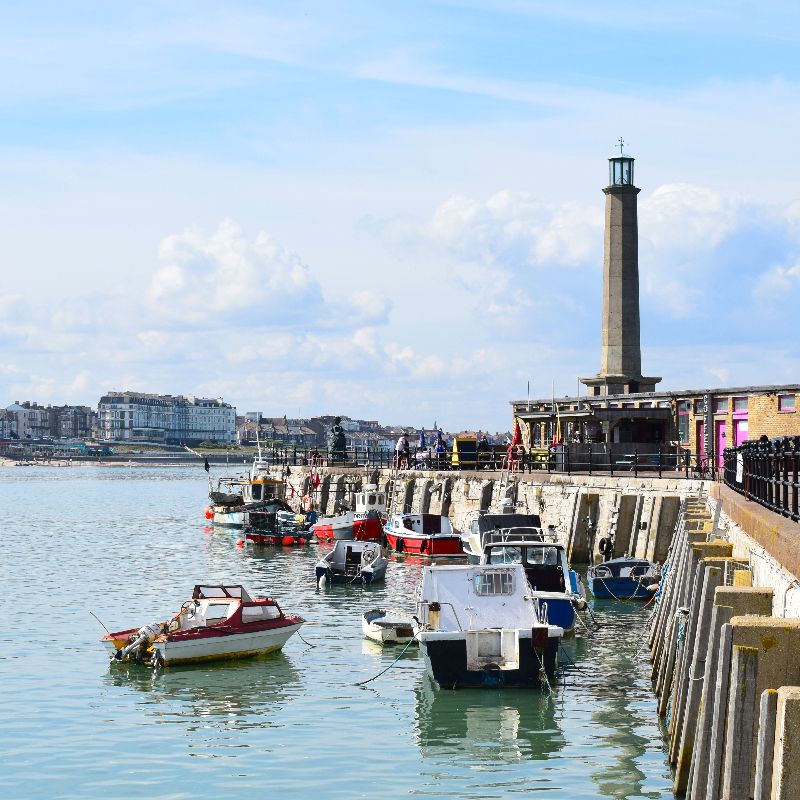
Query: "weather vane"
617 137 625 155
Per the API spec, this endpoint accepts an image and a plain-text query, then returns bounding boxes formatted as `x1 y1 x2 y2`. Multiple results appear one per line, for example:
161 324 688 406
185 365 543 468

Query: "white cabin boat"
415 563 562 689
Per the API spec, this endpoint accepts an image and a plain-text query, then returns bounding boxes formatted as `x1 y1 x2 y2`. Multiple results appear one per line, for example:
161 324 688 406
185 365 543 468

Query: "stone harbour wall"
284 465 705 564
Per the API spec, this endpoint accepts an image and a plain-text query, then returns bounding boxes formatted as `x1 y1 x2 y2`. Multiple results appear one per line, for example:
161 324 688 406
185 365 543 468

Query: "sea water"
0 466 673 799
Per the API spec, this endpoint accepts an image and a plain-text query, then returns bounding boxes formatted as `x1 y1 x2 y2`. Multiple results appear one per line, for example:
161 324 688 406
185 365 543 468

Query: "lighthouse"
581 141 661 396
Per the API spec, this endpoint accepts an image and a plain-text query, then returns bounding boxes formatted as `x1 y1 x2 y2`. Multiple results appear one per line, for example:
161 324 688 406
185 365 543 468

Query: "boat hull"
312 517 383 542
154 622 303 665
535 596 576 635
315 564 386 585
362 611 416 644
419 631 559 689
589 576 653 600
384 531 464 556
212 508 245 527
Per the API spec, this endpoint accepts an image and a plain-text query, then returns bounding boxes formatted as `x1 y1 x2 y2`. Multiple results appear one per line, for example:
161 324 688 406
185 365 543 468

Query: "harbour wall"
647 489 800 799
285 465 705 564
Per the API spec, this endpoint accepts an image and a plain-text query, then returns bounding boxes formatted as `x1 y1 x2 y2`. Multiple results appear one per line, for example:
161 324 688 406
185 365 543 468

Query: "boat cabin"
354 486 386 516
395 513 454 535
417 564 541 632
174 585 282 631
591 557 655 579
483 541 569 593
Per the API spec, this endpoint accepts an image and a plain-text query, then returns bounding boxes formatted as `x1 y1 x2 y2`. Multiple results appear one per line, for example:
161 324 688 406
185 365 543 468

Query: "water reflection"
414 676 564 765
105 653 301 728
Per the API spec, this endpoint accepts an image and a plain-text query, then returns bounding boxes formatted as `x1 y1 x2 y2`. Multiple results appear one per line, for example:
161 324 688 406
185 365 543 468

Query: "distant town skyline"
2 3 800 430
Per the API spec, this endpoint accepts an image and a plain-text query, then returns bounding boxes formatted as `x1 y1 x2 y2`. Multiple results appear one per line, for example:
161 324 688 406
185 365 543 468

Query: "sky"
2 1 800 431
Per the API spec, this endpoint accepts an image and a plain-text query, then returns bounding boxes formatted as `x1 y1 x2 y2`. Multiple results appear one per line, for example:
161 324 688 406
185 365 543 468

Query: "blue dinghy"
588 557 659 600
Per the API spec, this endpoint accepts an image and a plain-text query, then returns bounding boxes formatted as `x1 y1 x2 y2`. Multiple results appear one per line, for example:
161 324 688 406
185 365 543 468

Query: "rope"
354 633 420 686
297 631 316 648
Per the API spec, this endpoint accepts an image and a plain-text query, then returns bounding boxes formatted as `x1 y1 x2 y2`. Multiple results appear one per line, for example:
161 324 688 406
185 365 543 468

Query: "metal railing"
723 437 800 522
257 443 710 479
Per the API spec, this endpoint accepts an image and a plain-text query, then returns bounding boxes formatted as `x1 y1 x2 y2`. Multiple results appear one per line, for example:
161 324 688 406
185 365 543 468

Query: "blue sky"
2 1 800 430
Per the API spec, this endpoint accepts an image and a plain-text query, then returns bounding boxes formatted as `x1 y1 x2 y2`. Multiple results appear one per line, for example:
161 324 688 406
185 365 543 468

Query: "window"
779 395 796 412
713 398 728 413
694 399 704 414
678 400 691 413
487 546 521 565
732 397 748 412
525 546 560 566
473 570 515 596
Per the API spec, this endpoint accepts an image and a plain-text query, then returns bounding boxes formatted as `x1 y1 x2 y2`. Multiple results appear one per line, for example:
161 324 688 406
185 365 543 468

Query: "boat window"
378 494 384 504
242 605 281 622
525 547 559 566
368 494 376 505
251 484 262 501
487 546 521 565
204 602 233 625
198 586 227 598
471 519 479 534
473 570 515 596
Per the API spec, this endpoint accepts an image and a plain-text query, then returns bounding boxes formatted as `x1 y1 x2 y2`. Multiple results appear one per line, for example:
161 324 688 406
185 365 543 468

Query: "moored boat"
415 563 562 689
588 556 659 599
315 540 388 586
311 486 386 541
383 513 463 556
362 609 417 644
480 538 585 635
102 584 304 666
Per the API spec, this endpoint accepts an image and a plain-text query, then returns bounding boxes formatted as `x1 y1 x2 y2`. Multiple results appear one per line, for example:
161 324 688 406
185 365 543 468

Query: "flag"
204 458 210 473
313 472 321 489
552 408 562 446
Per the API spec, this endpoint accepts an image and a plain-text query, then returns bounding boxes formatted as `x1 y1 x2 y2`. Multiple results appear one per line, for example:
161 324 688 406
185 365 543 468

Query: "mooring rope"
355 633 420 686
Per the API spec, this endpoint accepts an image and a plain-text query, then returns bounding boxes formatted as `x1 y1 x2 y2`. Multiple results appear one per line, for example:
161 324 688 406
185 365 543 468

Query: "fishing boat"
480 538 585 635
315 540 388 586
206 457 291 529
362 609 417 644
588 556 659 599
461 511 544 563
102 584 304 666
383 513 463 556
312 486 386 541
415 563 563 689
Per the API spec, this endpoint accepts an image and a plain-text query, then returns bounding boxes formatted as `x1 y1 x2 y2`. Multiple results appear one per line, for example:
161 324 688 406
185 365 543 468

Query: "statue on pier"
328 416 347 462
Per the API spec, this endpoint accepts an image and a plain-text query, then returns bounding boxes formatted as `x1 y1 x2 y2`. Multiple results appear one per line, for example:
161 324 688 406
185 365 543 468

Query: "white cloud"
149 218 321 325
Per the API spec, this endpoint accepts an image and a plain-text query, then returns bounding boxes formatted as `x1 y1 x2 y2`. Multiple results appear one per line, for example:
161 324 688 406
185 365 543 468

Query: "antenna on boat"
89 610 112 636
255 428 263 461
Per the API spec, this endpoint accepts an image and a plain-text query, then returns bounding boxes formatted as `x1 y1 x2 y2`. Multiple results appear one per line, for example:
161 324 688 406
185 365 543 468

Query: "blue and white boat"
480 538 585 635
415 563 563 689
588 557 659 600
315 540 388 587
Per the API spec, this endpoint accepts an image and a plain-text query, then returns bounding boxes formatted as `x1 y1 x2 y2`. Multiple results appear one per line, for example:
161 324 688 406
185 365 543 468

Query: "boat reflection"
105 653 301 728
414 676 564 765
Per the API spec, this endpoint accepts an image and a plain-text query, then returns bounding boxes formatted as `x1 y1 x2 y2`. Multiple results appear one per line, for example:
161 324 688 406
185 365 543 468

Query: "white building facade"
97 392 236 444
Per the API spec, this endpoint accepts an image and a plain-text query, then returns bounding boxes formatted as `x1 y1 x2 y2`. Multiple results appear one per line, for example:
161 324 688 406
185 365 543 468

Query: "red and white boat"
312 486 386 542
102 584 304 666
383 513 464 556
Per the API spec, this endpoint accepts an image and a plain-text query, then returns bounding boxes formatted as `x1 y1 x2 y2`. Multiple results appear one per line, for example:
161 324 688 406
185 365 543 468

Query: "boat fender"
646 584 659 593
282 536 295 546
572 597 587 611
318 574 327 589
236 539 244 547
204 506 213 520
598 537 613 558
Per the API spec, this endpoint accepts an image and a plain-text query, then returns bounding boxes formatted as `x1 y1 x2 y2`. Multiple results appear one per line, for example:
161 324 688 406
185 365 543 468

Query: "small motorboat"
383 513 463 556
315 540 388 586
244 510 313 546
362 609 417 644
415 563 563 689
588 557 660 599
101 584 304 666
311 486 386 541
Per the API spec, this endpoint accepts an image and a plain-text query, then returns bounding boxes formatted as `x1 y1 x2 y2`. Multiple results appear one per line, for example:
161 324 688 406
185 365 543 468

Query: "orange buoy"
204 507 213 519
236 539 244 547
282 535 295 546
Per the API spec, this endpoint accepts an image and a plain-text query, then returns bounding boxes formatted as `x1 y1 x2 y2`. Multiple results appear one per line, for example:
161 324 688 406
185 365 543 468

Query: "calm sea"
0 466 673 799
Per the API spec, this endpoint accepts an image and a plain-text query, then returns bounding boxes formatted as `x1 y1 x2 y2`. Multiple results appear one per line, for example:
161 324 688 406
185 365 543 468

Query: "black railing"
723 437 800 522
255 443 706 479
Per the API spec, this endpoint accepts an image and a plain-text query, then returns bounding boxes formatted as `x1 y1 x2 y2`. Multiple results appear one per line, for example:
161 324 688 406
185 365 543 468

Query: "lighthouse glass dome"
609 156 634 186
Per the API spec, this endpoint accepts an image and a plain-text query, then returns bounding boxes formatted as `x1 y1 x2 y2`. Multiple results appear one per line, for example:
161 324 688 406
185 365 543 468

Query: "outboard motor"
114 622 164 662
